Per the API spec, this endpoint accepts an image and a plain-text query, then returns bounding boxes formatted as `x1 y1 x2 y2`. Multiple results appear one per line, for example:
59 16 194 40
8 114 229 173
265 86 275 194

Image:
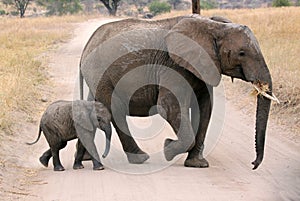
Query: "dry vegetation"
0 15 92 135
0 15 94 199
160 7 300 133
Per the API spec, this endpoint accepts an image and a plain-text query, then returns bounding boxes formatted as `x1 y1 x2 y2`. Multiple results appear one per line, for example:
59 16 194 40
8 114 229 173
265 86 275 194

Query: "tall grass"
0 15 90 134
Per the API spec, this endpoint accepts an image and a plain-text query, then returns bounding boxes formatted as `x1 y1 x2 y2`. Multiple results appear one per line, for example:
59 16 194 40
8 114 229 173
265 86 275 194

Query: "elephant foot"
39 156 50 167
127 151 150 164
164 138 177 161
184 158 209 168
73 162 84 170
92 159 104 170
54 165 65 171
93 165 104 171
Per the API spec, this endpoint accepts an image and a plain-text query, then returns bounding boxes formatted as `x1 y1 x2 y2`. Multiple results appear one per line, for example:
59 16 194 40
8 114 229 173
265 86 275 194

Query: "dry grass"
0 15 92 134
0 15 95 199
158 7 300 132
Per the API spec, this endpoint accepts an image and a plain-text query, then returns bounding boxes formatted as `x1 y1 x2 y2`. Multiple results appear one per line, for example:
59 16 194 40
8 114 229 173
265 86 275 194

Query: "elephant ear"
73 100 95 132
165 18 221 87
73 100 100 162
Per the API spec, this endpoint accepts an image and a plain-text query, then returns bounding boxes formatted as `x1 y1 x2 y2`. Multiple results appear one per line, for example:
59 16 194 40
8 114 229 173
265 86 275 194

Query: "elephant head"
165 16 277 169
73 100 112 162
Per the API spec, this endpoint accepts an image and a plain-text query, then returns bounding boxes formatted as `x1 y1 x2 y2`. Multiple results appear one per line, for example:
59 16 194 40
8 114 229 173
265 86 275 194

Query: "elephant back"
80 17 184 66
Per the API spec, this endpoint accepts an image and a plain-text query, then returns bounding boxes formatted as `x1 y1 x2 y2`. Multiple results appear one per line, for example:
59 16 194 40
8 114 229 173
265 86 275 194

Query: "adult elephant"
79 15 277 169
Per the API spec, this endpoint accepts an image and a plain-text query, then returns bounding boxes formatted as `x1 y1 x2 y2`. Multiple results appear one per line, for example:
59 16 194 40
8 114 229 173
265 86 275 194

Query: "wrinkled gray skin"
27 100 112 171
79 15 272 169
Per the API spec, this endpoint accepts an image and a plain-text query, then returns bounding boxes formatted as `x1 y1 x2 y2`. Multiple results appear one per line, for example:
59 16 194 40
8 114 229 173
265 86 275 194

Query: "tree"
36 0 82 16
272 0 291 7
15 0 31 17
0 0 31 17
192 0 200 14
99 0 121 16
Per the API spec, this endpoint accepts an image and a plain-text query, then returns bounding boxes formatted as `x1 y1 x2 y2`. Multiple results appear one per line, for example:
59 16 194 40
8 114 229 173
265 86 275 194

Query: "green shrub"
0 10 6 15
201 0 218 10
10 11 19 16
272 0 291 7
148 0 171 16
37 0 82 16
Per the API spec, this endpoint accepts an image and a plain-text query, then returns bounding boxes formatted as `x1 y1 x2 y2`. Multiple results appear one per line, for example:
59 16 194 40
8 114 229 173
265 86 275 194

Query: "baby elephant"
27 100 112 171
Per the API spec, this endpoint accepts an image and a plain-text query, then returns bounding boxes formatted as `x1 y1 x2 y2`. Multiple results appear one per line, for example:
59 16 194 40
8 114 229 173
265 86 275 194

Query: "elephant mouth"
225 65 247 81
237 65 247 80
252 82 280 103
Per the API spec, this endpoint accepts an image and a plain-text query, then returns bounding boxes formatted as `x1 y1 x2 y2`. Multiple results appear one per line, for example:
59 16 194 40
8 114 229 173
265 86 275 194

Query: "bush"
37 0 82 16
148 0 171 16
10 11 19 16
272 0 291 7
201 0 218 9
0 10 6 15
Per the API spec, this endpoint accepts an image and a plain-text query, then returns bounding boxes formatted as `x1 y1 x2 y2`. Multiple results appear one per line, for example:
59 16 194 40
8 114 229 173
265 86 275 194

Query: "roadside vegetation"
0 15 92 135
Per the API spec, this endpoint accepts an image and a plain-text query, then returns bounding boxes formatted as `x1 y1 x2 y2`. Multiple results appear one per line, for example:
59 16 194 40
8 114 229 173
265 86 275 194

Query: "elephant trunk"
102 124 112 158
251 64 272 170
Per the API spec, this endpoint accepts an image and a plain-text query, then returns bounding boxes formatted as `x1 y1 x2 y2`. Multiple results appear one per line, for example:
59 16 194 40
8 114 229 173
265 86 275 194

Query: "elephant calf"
27 100 112 171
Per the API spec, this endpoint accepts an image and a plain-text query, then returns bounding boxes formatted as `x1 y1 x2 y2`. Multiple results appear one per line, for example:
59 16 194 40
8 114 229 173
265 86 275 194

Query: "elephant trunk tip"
251 153 263 170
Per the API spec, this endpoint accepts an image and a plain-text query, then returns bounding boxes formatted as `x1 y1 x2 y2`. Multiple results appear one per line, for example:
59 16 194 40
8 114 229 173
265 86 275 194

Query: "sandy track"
25 18 300 201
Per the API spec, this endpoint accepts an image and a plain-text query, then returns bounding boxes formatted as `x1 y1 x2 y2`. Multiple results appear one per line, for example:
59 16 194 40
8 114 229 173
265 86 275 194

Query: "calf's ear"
73 101 101 162
73 100 95 132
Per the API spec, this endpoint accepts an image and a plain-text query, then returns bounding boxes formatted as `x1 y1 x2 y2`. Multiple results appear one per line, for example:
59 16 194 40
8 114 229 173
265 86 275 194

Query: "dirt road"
25 18 299 201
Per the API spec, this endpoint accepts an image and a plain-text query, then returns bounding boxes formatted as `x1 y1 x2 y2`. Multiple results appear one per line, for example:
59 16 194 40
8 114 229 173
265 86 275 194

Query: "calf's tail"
26 126 42 145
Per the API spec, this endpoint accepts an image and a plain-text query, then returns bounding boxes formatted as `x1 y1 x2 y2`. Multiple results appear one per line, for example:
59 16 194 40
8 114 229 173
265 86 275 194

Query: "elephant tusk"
253 84 280 104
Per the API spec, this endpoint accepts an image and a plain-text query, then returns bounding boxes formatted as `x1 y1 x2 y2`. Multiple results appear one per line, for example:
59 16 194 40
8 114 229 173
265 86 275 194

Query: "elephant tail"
26 126 42 145
79 68 84 100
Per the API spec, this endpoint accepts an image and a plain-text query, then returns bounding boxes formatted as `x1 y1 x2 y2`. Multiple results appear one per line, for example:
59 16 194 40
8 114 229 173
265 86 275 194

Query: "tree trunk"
192 0 200 14
99 0 119 16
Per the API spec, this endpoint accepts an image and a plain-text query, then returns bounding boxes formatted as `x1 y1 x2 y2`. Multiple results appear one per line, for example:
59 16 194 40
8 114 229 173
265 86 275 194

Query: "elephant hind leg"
113 123 150 164
51 141 67 171
110 93 149 164
157 88 195 161
39 149 52 167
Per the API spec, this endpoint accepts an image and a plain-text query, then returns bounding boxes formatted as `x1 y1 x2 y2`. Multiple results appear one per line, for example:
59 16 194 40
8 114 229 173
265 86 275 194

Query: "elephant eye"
239 50 245 56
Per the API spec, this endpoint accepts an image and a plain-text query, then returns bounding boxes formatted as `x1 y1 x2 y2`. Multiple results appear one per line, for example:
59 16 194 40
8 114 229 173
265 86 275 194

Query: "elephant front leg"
157 88 195 161
184 86 212 168
73 140 86 170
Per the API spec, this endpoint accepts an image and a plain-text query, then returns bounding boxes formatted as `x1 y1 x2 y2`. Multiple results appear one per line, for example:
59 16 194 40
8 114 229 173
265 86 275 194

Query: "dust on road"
24 18 300 201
